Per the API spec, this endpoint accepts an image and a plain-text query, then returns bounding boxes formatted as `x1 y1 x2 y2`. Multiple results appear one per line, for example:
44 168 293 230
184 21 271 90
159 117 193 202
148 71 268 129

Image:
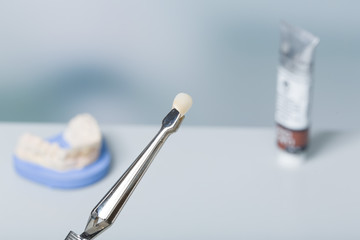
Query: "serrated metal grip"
64 231 85 240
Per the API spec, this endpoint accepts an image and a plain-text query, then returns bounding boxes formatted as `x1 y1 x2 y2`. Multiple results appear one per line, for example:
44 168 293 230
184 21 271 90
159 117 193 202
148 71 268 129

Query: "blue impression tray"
13 133 111 189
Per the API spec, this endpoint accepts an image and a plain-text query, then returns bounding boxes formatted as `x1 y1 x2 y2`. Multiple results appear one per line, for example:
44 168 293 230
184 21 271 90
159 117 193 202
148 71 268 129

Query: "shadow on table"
307 130 358 160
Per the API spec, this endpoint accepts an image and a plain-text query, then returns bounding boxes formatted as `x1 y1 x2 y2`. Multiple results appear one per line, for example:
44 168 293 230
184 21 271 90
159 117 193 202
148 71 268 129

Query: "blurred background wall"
0 0 359 129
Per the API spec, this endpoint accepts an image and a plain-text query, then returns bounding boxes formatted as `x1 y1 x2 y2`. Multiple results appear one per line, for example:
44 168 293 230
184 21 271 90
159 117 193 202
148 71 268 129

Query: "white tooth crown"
15 114 102 172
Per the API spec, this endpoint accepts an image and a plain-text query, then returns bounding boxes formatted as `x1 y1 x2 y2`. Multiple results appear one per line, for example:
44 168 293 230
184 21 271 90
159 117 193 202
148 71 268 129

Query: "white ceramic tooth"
172 93 193 116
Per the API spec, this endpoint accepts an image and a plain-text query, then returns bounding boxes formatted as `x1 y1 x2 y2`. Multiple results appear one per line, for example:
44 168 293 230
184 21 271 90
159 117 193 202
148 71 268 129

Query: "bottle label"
275 66 311 130
276 125 308 152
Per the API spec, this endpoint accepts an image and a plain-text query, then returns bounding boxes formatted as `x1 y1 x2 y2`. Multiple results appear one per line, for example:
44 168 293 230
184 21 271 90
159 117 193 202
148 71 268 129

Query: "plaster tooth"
64 113 101 148
45 144 56 163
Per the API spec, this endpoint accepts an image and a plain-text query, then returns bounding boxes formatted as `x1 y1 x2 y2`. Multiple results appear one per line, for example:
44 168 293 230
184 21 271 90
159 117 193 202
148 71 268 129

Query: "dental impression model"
15 114 102 171
13 114 111 188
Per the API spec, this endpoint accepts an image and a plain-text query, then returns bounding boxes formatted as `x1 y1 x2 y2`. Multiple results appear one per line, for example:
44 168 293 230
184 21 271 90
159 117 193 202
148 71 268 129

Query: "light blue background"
0 0 359 129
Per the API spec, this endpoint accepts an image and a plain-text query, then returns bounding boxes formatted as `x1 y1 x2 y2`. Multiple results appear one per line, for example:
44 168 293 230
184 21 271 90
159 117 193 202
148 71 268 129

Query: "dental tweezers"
64 108 183 240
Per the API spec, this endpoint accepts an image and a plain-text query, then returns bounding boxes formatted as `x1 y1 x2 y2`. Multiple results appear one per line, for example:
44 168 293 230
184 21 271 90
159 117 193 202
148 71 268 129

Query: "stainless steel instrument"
65 108 183 240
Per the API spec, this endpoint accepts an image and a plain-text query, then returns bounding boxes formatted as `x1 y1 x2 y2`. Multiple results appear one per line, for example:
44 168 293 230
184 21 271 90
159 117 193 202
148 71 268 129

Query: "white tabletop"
1 123 359 239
